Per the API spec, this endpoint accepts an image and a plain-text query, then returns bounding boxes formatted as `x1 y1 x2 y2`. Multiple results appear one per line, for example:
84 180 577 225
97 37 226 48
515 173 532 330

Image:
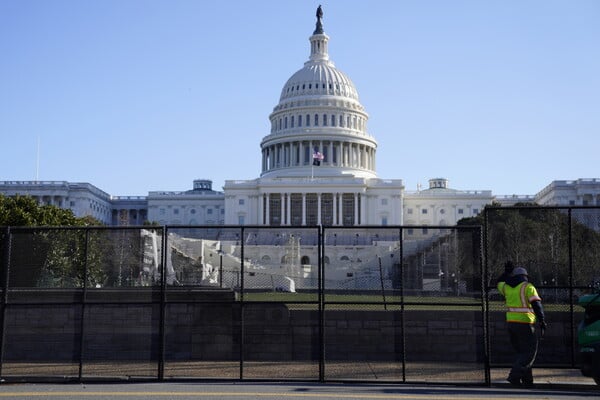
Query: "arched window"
331 115 336 126
261 255 271 263
306 114 310 127
323 114 327 126
279 119 282 130
339 115 344 127
314 114 319 126
291 116 294 128
301 255 310 265
298 115 302 127
284 117 288 129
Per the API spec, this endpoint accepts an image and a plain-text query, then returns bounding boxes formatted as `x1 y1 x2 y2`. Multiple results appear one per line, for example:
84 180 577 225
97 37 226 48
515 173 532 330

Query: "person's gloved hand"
539 321 547 337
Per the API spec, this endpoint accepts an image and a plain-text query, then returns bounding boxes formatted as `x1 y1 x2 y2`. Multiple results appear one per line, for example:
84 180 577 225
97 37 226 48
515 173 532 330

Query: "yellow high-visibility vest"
497 281 541 324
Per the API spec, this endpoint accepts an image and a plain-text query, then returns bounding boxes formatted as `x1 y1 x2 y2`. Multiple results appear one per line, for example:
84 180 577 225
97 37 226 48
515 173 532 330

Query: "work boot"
522 369 534 387
521 379 534 388
507 376 521 386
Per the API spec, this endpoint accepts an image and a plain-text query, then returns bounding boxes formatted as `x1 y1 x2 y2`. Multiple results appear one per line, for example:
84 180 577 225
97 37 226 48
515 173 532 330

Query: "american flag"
312 151 324 166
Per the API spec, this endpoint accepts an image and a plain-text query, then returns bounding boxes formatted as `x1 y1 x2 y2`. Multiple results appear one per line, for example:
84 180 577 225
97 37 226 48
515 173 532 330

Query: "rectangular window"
458 209 464 214
238 215 245 225
305 193 318 225
381 198 388 206
407 228 413 235
207 209 213 214
239 199 245 205
422 209 428 214
381 217 388 226
473 208 479 215
320 193 333 226
160 208 165 215
269 193 282 226
407 208 413 214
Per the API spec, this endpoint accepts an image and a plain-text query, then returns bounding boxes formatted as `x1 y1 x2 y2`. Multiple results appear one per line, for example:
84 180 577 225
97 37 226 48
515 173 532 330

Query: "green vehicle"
578 285 600 385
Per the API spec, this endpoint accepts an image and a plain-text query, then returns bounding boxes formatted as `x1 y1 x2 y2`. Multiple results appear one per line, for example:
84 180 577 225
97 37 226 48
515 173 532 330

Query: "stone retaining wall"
1 291 577 366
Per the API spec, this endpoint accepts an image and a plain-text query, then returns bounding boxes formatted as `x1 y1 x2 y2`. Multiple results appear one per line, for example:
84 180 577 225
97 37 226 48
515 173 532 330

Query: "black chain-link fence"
0 206 598 384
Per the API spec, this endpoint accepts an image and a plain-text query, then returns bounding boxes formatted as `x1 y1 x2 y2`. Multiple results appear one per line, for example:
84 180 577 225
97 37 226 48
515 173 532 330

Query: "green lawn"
239 291 580 312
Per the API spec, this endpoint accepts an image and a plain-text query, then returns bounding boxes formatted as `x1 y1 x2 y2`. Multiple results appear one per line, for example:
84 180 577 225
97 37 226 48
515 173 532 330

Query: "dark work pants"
507 322 538 383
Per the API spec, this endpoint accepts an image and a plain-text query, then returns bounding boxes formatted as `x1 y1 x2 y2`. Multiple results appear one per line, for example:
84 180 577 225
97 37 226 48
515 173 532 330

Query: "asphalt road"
0 382 598 400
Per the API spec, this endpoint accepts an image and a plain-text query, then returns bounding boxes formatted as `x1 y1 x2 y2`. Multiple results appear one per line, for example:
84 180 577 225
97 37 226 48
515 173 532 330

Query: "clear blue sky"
1 0 599 196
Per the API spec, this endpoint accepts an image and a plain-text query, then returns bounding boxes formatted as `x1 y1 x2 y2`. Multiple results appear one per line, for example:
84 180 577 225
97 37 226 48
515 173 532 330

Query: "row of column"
259 192 366 226
262 140 375 172
31 195 65 208
112 209 147 226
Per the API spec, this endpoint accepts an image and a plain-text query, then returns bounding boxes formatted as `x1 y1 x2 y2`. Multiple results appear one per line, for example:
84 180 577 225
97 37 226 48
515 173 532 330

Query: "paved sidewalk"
0 362 597 388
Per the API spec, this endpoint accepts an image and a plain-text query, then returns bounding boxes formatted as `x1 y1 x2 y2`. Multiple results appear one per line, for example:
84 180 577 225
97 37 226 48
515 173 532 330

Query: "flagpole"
36 136 40 181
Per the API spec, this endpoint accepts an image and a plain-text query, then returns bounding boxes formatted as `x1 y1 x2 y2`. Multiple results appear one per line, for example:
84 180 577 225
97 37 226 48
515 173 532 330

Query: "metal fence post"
77 228 90 381
568 208 576 368
478 222 490 386
319 226 324 382
0 227 11 379
399 227 406 383
158 226 167 380
239 226 245 380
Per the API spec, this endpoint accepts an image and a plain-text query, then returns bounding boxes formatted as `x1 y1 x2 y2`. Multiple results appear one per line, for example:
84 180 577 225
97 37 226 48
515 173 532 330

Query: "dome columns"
261 139 376 174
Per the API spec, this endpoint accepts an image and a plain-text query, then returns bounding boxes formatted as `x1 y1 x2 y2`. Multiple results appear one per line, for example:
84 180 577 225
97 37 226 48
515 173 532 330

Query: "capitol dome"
260 8 377 180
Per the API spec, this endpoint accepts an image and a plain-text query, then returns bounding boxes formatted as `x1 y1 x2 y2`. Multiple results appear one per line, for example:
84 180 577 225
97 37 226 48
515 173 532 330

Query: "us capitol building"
2 9 599 227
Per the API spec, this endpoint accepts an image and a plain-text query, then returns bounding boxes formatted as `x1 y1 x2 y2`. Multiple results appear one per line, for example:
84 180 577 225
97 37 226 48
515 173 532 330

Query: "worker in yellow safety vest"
497 266 547 387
